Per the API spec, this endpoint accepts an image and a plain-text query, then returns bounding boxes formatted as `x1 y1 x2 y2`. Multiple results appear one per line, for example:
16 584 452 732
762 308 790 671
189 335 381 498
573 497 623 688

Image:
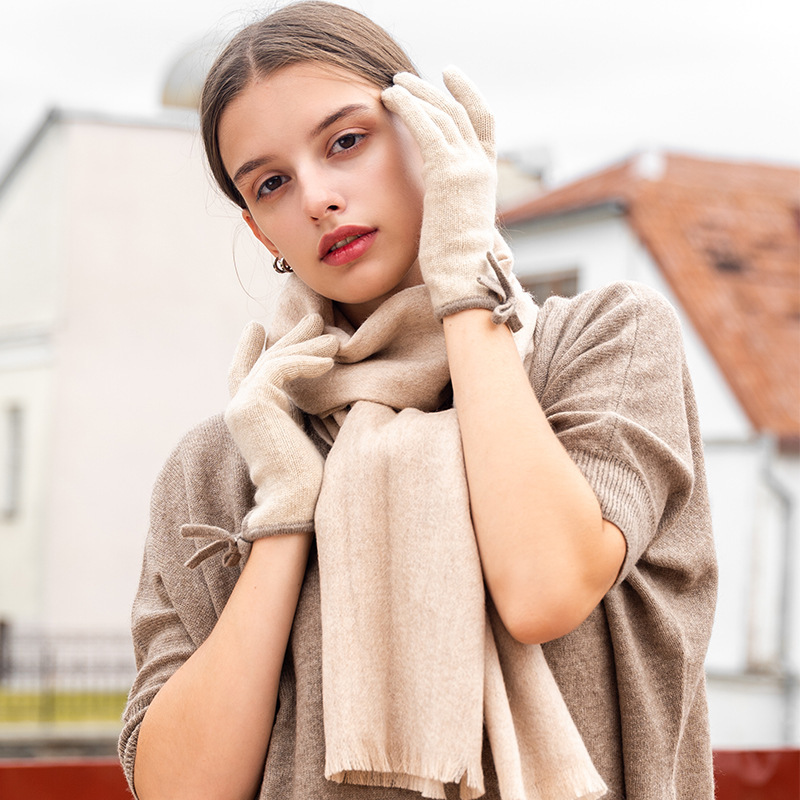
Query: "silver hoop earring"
273 256 293 274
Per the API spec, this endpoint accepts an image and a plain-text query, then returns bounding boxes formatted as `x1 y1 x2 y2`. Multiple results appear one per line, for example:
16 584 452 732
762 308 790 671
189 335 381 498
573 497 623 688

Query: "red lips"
318 225 377 265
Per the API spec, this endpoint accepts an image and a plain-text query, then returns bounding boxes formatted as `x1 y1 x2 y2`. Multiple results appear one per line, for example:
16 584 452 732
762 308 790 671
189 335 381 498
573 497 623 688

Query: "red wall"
0 751 797 799
0 758 130 799
714 749 799 799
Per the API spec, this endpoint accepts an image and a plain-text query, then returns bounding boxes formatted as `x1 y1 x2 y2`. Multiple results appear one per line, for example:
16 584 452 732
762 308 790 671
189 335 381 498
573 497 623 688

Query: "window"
1 405 23 521
520 269 579 303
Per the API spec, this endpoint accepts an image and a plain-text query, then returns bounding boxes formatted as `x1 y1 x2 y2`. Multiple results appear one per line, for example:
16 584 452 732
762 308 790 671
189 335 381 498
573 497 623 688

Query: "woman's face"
219 62 426 324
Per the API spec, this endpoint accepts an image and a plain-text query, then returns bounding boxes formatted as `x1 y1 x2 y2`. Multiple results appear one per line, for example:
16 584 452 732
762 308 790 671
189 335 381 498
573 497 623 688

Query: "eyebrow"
310 103 370 138
233 156 276 189
232 103 372 189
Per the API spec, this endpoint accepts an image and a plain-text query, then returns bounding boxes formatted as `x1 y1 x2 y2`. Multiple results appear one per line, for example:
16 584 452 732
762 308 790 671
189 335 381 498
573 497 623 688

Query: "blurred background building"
0 20 798 759
0 58 284 753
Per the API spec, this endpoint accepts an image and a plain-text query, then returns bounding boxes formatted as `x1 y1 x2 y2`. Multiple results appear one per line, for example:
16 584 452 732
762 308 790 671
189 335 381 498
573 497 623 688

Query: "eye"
330 132 365 155
256 174 288 199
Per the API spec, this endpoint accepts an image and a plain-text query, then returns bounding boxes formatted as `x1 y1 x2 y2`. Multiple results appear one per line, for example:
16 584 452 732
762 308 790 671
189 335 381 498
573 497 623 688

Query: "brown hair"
200 1 418 208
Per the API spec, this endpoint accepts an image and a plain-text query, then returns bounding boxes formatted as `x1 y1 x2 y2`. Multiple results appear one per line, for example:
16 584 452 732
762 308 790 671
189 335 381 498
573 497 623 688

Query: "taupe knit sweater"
120 281 717 799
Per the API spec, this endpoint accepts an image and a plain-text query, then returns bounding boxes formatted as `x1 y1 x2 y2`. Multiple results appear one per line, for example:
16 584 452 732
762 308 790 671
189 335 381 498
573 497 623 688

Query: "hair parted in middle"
200 1 419 209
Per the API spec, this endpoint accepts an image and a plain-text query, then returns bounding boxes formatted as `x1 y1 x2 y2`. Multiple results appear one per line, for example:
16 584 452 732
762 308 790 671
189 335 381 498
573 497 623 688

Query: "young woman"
119 3 717 799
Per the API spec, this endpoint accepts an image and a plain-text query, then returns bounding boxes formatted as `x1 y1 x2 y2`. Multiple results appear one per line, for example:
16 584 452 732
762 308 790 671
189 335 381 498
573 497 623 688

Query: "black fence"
0 622 136 724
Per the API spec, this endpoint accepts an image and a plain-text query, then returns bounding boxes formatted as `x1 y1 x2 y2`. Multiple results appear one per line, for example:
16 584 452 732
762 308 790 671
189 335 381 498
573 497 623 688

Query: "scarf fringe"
328 761 606 800
527 770 609 800
327 751 485 800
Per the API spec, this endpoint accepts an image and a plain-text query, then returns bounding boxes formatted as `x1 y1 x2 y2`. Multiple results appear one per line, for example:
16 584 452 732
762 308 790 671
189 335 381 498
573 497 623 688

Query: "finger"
275 332 340 363
382 85 465 155
442 66 495 163
272 313 325 353
228 321 266 397
247 333 338 395
391 72 476 146
272 355 336 387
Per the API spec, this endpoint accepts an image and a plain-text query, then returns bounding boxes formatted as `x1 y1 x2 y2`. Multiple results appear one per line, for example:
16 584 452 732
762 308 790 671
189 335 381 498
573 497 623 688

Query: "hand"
382 68 505 320
225 315 338 538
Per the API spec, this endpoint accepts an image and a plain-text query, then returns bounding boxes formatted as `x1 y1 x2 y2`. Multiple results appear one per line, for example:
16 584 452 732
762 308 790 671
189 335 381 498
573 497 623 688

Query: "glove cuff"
180 516 315 571
242 513 315 541
431 252 523 332
433 294 499 321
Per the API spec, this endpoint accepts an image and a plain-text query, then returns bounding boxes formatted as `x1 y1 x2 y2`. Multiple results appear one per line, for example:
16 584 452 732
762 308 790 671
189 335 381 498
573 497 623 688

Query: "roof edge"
0 109 62 202
0 107 199 203
48 106 199 133
500 199 627 230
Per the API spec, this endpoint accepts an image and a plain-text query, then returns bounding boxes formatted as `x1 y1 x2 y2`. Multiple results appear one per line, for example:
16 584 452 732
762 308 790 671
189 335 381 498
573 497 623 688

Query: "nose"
300 167 346 221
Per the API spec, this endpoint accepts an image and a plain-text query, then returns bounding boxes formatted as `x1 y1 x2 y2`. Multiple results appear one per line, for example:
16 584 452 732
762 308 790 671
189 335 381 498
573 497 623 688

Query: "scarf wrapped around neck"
265 274 606 800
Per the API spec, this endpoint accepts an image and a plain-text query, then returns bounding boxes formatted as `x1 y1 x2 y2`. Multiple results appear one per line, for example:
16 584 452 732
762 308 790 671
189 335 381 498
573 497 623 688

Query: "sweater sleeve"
530 281 700 585
118 417 250 797
118 560 196 795
117 444 193 796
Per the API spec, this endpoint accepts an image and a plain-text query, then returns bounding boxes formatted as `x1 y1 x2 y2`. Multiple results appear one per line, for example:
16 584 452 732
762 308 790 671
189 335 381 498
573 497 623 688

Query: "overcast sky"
2 0 798 186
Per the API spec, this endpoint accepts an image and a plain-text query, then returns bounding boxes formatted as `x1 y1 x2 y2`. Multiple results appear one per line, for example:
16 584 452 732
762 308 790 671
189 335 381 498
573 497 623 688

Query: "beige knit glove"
225 314 338 539
382 68 520 328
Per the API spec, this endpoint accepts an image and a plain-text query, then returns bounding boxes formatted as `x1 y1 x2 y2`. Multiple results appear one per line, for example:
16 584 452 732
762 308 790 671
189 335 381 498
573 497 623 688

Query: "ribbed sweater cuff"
119 697 150 799
568 449 657 586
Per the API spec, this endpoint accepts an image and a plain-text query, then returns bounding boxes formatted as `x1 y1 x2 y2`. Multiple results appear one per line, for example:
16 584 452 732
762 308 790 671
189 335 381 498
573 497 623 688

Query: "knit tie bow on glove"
382 67 522 330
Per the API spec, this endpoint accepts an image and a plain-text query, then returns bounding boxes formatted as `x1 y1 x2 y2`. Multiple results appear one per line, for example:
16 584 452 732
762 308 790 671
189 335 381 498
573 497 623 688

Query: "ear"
242 210 280 259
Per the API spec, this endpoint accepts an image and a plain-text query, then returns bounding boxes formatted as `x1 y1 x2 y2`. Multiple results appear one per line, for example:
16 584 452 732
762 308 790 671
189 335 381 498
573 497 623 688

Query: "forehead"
264 61 382 94
220 62 382 141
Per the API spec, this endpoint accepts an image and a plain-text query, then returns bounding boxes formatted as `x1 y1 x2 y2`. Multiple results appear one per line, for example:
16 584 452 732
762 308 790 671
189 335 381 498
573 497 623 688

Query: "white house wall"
705 674 788 747
0 121 66 334
0 361 53 623
0 121 67 625
775 454 800 674
40 118 285 632
0 116 284 633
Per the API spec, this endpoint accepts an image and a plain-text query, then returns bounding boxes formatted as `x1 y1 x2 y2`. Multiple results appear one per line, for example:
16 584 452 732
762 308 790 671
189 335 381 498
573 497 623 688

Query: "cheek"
376 151 424 236
258 204 305 257
392 121 425 191
376 117 424 192
400 158 425 231
399 157 425 228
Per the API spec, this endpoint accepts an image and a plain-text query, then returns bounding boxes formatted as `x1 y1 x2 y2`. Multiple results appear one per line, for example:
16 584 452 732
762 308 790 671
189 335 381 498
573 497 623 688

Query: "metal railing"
0 622 135 724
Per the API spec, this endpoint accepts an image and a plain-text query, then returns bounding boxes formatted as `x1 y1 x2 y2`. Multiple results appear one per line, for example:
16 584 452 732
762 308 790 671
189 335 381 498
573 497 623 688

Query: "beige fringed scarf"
266 274 607 800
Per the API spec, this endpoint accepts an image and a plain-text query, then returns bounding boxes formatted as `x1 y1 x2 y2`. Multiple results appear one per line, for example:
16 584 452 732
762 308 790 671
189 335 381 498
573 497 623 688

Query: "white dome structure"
162 38 227 110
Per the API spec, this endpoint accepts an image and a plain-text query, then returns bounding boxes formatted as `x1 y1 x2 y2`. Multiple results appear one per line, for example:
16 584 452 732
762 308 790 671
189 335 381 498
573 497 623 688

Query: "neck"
336 260 424 328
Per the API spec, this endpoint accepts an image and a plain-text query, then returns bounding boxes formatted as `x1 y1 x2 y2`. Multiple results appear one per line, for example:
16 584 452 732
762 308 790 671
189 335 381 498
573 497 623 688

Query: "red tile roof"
502 153 800 440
